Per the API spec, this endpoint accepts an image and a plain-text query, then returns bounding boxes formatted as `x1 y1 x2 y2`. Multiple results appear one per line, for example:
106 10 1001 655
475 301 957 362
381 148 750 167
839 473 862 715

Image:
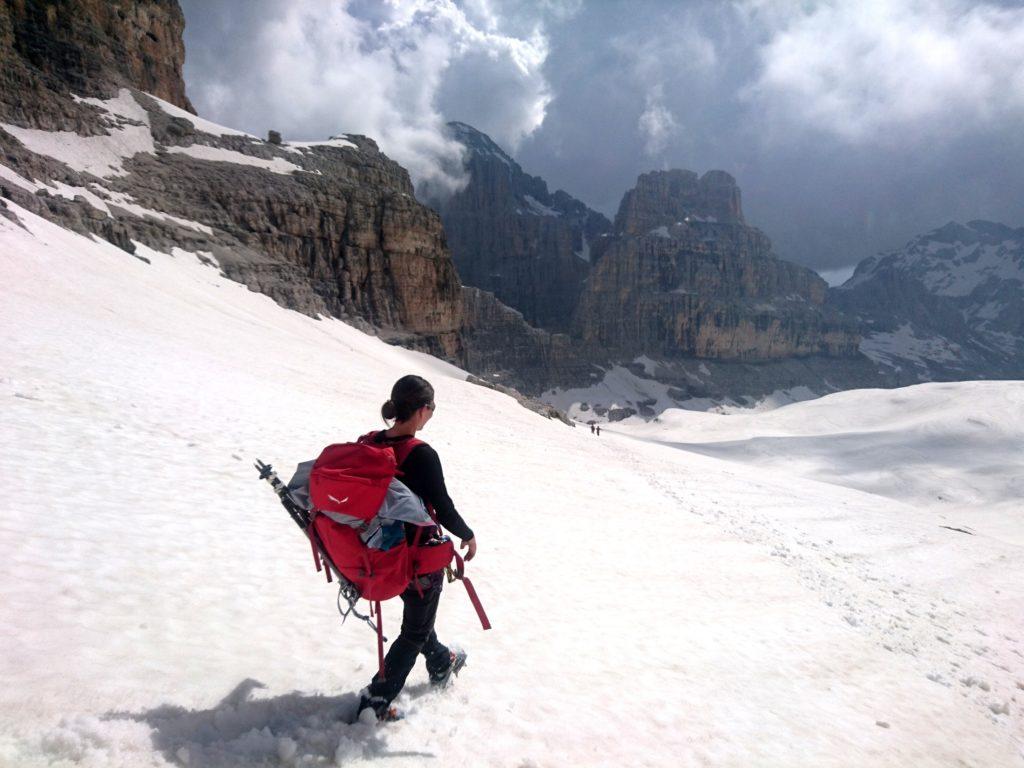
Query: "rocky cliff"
1 0 193 128
433 122 611 333
572 171 860 361
614 169 744 234
831 220 1024 380
0 0 465 359
460 286 594 393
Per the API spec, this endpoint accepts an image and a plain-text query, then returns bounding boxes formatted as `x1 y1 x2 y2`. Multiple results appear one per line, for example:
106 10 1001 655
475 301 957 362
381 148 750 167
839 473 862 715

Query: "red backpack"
308 432 452 600
305 432 490 675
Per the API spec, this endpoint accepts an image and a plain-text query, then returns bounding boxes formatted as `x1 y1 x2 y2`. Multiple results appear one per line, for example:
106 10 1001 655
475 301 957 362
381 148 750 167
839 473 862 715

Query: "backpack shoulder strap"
392 437 425 467
357 430 381 445
355 431 424 467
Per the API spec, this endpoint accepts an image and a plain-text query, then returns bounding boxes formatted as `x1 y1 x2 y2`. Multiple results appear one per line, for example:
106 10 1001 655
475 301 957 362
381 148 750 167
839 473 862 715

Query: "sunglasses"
424 402 436 412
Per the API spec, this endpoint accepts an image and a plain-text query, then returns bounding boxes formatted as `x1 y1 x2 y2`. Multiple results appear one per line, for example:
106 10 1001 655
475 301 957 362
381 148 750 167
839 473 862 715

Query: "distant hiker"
590 423 595 434
596 425 601 437
356 374 477 722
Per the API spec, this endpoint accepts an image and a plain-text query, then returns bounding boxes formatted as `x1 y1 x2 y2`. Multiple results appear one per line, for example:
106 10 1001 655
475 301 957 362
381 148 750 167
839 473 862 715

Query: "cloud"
185 0 552 195
638 86 679 157
743 0 1024 145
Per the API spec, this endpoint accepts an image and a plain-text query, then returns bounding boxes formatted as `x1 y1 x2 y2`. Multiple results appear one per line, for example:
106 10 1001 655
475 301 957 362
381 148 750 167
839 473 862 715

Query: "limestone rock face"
460 286 593 393
433 122 611 333
614 169 744 234
831 220 1024 379
0 3 465 360
0 0 194 130
573 173 859 360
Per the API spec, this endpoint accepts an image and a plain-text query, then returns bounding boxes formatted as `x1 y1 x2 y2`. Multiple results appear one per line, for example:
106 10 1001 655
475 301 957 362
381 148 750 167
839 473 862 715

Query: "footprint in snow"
960 677 991 691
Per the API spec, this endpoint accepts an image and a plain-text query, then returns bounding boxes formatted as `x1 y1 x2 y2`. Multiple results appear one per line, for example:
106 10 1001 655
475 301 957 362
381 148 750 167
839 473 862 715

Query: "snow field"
1 201 1022 766
621 382 1024 544
543 363 824 421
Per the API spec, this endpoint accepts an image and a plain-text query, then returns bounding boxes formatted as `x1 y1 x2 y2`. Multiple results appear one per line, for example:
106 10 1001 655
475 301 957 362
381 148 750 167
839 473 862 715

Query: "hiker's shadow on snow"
107 678 437 766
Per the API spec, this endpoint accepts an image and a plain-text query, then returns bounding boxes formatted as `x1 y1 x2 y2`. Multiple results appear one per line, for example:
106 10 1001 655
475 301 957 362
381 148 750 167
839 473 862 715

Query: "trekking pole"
254 459 310 529
254 459 383 637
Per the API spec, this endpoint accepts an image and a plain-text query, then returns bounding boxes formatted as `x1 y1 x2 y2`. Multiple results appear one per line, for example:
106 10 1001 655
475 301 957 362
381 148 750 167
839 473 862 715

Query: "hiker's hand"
461 536 477 561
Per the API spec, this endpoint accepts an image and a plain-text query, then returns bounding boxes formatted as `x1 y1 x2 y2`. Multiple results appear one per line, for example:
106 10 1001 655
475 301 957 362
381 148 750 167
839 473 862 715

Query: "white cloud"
638 86 679 157
744 0 1024 145
190 0 552 195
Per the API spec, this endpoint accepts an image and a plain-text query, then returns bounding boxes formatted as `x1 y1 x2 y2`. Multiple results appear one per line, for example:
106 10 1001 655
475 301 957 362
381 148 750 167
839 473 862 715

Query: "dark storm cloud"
179 0 1024 280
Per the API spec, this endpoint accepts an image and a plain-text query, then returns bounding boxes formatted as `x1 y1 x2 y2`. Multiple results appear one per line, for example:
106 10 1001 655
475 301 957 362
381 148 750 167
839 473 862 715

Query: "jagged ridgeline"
832 220 1024 380
434 122 612 334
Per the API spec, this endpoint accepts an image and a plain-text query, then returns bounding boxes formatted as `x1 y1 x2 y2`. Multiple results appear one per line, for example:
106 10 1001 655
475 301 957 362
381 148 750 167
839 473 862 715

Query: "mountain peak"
437 121 611 333
446 121 518 169
613 168 745 234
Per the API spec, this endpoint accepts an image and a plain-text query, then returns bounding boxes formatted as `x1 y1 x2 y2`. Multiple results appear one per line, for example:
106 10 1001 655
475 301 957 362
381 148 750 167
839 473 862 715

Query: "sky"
178 0 1024 282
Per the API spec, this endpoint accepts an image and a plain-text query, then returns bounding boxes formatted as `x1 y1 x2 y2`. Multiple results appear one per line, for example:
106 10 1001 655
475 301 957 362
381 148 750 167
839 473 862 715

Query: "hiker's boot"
429 648 467 688
357 695 403 724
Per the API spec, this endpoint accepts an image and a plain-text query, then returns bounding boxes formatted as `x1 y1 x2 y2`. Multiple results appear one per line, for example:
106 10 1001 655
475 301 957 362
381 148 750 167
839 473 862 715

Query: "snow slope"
622 383 1024 543
1 201 1023 767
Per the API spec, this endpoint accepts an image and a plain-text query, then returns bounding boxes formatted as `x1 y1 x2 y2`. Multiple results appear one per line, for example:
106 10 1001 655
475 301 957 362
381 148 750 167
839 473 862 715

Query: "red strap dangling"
374 601 386 680
461 575 490 630
307 522 322 573
451 552 491 630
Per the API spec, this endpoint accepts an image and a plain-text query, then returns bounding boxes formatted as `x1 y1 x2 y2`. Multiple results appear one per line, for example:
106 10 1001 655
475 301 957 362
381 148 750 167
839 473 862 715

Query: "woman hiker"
357 374 478 722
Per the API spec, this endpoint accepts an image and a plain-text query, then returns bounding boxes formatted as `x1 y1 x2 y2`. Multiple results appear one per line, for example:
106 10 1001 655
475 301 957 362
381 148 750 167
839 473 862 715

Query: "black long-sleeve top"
370 432 474 541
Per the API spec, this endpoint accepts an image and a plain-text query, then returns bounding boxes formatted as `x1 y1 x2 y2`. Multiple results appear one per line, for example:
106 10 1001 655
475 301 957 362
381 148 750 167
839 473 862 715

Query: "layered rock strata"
0 0 193 130
614 169 744 233
0 1 465 360
433 122 611 333
572 171 860 361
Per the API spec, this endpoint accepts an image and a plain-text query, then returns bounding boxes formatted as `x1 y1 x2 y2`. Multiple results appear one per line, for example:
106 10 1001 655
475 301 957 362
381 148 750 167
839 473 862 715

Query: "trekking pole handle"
255 460 287 496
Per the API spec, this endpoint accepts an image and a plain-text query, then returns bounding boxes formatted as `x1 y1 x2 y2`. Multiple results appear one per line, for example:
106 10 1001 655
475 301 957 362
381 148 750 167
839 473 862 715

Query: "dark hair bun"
382 375 435 423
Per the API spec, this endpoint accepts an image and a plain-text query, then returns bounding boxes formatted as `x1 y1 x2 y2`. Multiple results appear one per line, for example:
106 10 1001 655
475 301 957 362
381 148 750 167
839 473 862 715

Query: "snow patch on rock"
2 90 155 177
146 92 253 138
522 194 560 217
861 323 963 370
163 145 302 175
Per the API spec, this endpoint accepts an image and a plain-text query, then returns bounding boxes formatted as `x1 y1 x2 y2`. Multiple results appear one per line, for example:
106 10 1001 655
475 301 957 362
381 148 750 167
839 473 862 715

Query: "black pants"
366 572 450 705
